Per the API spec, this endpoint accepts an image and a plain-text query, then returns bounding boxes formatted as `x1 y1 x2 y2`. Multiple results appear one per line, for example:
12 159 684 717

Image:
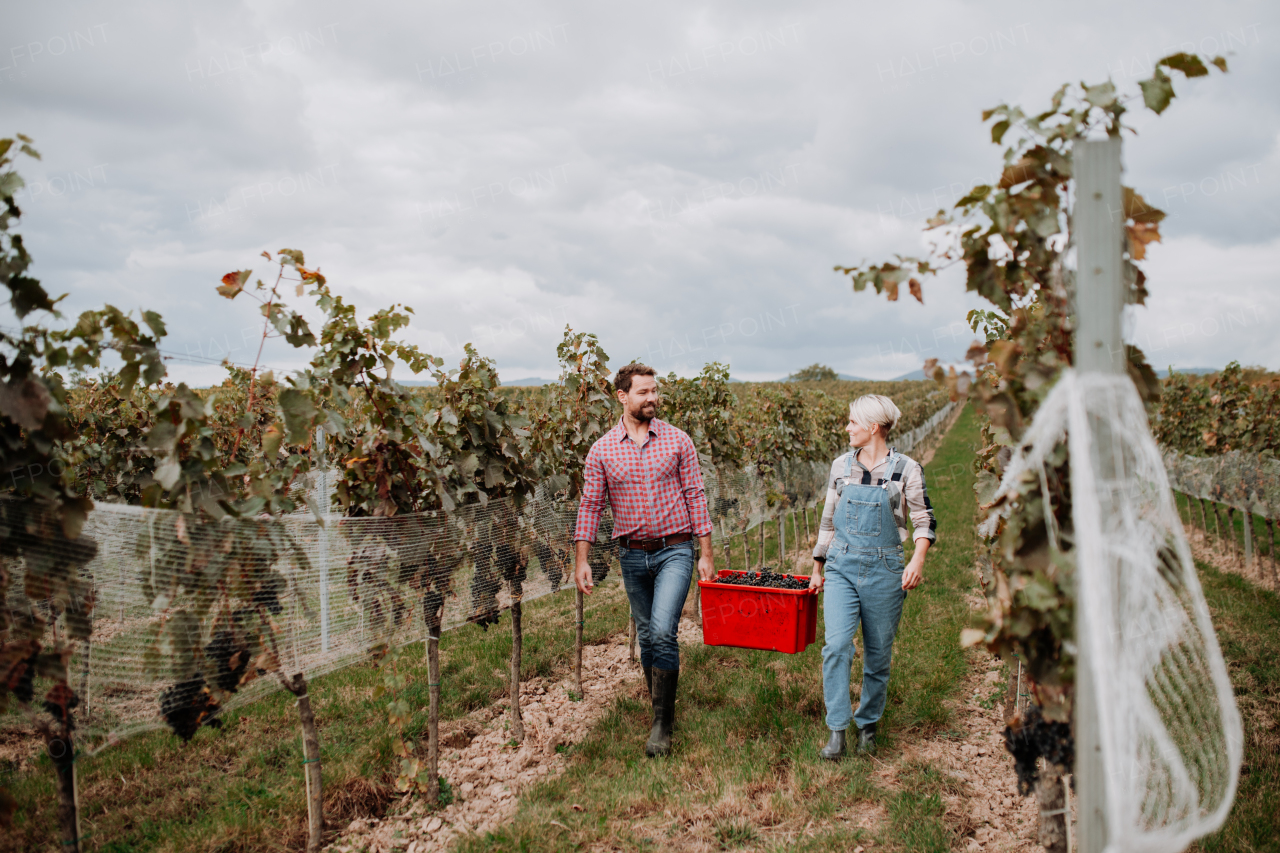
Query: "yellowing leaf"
1158 52 1208 78
216 270 251 299
1126 222 1161 260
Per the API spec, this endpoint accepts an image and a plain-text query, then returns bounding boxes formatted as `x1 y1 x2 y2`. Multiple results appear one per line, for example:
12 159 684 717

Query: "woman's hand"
902 537 930 591
902 558 923 590
808 562 825 591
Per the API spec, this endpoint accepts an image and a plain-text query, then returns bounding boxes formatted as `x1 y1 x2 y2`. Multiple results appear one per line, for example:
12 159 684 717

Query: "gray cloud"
3 0 1277 385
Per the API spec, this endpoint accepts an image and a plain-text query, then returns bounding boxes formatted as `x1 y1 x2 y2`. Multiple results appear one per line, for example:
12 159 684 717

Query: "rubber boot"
819 729 846 761
643 665 652 698
645 667 678 757
856 723 877 756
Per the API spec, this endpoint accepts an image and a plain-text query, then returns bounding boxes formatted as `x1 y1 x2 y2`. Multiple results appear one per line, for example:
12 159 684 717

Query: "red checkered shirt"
573 417 713 543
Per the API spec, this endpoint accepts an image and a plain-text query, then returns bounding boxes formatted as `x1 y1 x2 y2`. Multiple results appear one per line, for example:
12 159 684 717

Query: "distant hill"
1164 367 1218 377
891 369 926 381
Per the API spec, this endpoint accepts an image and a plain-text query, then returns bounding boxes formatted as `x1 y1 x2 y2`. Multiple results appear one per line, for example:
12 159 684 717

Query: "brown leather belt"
618 532 693 552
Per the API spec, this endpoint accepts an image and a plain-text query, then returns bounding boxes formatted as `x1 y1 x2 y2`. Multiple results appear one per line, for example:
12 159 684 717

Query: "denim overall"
821 450 908 732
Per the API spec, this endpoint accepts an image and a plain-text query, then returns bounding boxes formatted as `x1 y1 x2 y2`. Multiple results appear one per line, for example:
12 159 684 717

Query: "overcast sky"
3 1 1277 384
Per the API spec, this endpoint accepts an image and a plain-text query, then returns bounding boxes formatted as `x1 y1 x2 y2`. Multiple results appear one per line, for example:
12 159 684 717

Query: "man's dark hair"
613 363 656 394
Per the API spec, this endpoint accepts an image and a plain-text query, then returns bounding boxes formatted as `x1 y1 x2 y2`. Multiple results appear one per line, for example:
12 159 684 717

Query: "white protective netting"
981 371 1241 852
1 402 956 751
0 460 827 749
1163 448 1280 521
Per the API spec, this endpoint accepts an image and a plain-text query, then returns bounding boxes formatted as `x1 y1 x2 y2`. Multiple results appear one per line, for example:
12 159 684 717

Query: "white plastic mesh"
1163 448 1280 521
1 403 956 752
1 460 824 749
981 371 1241 852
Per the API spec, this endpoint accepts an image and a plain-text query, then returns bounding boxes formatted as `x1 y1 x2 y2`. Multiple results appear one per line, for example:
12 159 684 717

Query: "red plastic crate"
699 570 819 654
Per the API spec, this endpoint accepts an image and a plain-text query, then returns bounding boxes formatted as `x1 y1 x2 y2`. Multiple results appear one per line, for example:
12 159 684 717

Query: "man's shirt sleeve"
679 432 713 537
573 442 608 542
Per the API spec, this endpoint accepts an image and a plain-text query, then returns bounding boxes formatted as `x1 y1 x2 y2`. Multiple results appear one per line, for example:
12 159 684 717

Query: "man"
573 362 714 757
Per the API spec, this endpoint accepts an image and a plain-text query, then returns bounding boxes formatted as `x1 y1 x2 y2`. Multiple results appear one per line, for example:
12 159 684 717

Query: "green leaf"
155 455 181 490
278 248 305 267
0 171 25 198
1139 68 1175 114
1159 52 1208 78
142 310 167 339
991 120 1011 144
1210 55 1228 73
1083 81 1117 107
278 388 320 445
955 185 991 208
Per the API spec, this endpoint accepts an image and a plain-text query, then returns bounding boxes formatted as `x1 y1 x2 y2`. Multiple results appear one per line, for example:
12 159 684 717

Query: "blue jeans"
619 542 694 671
821 544 906 731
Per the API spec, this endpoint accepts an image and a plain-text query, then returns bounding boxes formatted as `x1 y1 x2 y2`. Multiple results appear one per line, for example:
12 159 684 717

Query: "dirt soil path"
326 634 642 853
889 596 1047 852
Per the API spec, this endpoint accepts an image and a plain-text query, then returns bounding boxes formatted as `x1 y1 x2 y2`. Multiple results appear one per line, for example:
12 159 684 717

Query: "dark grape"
1003 704 1074 795
712 569 809 590
159 674 223 742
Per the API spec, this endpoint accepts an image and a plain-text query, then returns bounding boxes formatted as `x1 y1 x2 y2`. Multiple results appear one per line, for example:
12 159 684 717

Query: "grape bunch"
714 569 809 590
1003 704 1074 795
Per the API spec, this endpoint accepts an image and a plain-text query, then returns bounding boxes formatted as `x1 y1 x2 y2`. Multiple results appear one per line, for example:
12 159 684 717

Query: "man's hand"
808 561 825 591
697 551 715 582
696 534 715 581
574 540 594 595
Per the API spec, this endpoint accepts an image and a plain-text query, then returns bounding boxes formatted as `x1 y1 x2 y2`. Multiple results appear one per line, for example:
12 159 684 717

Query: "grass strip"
456 405 981 852
1 580 631 853
1189 559 1280 853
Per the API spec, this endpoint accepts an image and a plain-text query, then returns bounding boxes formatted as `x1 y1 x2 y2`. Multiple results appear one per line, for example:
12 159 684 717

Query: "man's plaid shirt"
573 417 713 543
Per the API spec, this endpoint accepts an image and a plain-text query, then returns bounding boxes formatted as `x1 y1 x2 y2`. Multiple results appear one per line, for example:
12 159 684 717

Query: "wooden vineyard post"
743 527 752 571
510 600 524 743
1243 511 1254 573
316 426 330 654
427 626 441 803
759 523 765 569
790 512 800 570
628 610 636 663
721 521 731 572
1223 507 1233 560
1072 135 1124 853
803 505 811 546
80 638 91 720
574 588 584 697
284 673 324 853
1268 518 1277 586
778 515 786 568
43 728 79 853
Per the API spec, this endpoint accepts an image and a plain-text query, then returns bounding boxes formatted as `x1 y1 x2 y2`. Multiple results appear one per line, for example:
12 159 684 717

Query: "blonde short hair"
849 394 902 436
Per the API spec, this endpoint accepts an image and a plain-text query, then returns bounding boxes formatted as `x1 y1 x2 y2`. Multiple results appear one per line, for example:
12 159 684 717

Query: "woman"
808 394 936 759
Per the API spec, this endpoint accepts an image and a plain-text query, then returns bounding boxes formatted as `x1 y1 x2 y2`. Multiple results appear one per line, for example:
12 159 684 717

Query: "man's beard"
629 401 658 422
